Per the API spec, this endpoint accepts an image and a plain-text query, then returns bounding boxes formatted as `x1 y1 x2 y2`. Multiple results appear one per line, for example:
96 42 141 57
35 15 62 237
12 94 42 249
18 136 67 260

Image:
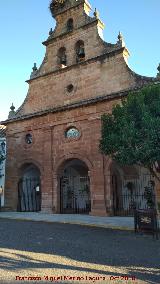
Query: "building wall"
5 98 120 215
20 51 136 116
4 0 159 215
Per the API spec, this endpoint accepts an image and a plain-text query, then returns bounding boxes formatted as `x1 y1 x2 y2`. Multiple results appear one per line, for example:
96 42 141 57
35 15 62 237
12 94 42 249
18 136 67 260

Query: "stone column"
89 162 108 216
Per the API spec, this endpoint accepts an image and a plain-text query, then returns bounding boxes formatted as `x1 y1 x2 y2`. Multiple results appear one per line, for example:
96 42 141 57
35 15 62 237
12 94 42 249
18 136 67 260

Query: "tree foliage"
100 83 160 178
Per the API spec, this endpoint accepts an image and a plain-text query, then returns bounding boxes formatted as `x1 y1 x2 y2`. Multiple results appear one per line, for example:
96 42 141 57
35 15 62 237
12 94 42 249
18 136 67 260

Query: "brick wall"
4 0 158 215
4 99 119 214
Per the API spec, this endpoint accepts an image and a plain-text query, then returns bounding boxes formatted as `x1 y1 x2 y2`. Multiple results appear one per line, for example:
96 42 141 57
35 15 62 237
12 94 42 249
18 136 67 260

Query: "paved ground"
0 212 138 230
0 219 159 284
0 212 159 232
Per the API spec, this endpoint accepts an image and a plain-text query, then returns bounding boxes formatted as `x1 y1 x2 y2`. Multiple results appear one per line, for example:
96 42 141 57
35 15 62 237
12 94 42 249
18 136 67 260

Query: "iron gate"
60 175 91 214
112 175 156 216
17 177 41 212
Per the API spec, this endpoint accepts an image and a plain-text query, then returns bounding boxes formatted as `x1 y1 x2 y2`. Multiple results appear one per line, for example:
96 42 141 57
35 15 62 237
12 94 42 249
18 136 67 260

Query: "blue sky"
0 0 160 121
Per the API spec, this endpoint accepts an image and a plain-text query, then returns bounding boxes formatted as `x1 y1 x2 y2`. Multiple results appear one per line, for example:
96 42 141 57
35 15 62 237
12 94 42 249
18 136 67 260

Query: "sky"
0 0 160 122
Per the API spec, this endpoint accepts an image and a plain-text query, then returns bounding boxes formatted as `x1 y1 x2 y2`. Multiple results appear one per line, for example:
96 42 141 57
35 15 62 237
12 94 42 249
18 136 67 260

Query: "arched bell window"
67 18 73 32
75 40 85 63
58 47 67 67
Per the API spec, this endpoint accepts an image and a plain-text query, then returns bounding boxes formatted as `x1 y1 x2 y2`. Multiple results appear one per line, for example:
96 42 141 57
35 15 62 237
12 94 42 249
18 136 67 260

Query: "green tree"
100 83 160 180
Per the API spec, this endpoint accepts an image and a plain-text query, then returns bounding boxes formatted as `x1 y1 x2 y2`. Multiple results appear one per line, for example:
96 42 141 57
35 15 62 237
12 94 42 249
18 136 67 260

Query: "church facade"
2 0 160 216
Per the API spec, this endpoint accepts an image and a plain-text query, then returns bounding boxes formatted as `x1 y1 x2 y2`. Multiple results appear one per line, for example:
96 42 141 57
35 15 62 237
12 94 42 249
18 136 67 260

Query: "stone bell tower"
17 0 115 117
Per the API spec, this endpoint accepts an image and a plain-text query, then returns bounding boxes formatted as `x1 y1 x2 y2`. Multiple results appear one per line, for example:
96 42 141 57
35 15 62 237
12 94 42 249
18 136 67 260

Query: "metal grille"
112 174 156 216
17 178 41 212
60 176 91 214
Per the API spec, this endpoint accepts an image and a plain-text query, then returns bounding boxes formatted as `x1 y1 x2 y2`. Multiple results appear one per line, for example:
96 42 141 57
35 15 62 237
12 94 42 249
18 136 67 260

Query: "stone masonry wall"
20 51 136 116
4 99 119 215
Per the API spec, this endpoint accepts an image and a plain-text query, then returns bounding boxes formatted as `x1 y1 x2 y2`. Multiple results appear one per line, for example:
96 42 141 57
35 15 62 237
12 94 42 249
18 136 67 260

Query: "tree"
100 83 160 181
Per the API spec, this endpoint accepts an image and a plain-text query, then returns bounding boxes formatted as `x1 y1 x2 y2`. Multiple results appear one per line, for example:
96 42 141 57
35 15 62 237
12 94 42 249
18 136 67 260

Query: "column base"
40 207 53 214
0 206 16 212
89 209 111 217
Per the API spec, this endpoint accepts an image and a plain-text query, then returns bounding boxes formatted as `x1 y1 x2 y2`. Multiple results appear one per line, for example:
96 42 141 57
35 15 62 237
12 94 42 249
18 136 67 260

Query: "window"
25 134 32 144
67 18 73 32
75 40 85 63
58 47 67 67
67 84 74 93
65 128 80 138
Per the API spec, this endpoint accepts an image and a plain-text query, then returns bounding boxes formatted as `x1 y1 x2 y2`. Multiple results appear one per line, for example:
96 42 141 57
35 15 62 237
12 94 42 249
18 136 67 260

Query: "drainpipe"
102 154 107 213
51 126 54 213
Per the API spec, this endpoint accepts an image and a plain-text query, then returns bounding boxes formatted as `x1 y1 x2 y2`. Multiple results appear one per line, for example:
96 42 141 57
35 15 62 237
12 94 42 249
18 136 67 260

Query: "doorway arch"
17 163 41 212
59 159 91 214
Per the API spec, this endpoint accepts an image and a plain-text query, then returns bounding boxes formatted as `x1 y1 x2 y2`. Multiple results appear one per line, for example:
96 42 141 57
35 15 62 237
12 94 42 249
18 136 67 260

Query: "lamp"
36 185 40 192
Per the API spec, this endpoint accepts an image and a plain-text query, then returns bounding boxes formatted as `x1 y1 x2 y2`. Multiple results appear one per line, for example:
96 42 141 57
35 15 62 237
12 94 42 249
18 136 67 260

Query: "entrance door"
60 175 91 214
17 164 41 212
18 177 41 212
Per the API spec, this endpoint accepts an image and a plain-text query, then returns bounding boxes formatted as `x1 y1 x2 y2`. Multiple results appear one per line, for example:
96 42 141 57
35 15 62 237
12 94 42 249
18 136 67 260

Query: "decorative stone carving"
117 31 125 47
8 103 16 119
157 63 160 78
93 8 99 19
30 63 38 79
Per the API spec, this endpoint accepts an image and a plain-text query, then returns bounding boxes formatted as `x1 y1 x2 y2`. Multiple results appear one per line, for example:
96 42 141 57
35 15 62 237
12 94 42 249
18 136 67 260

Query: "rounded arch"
17 160 42 212
17 159 43 177
57 46 67 66
75 40 85 62
104 158 139 177
57 156 91 214
67 18 73 31
55 153 93 177
105 160 141 216
19 163 40 178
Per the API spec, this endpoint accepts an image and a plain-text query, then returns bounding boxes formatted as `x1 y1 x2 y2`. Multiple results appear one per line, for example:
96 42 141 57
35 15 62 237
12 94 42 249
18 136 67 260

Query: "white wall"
0 138 6 207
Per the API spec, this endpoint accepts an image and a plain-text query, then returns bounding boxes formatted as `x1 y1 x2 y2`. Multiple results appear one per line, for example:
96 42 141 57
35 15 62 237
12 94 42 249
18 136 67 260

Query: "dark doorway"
17 164 41 212
60 159 91 214
112 173 156 216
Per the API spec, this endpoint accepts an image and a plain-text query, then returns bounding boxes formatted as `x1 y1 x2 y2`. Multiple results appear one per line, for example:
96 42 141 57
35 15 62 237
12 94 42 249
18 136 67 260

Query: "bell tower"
49 0 92 18
46 0 102 43
32 0 106 79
